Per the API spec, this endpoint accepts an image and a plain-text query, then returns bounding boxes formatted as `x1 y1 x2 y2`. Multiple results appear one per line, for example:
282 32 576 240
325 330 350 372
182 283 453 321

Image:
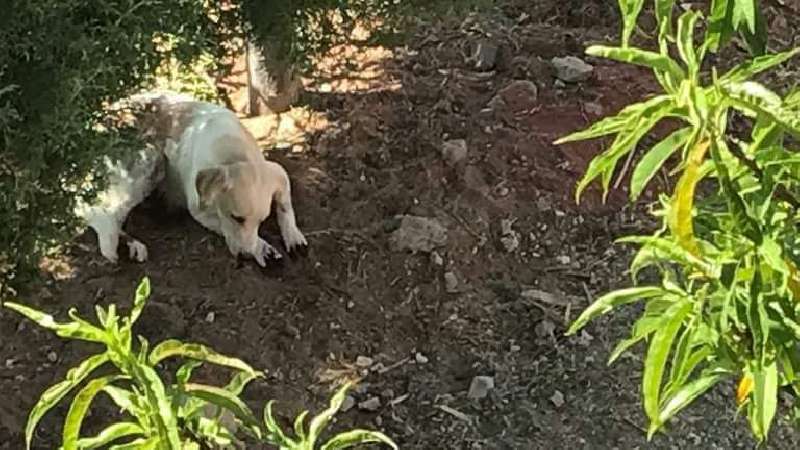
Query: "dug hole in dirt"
2 2 800 449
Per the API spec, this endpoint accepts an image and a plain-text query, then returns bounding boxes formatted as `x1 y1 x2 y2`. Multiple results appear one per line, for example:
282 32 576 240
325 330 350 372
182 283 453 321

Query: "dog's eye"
230 214 245 225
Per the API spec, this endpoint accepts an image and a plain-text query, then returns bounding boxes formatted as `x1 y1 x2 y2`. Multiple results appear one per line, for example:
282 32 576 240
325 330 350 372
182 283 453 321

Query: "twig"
613 147 637 191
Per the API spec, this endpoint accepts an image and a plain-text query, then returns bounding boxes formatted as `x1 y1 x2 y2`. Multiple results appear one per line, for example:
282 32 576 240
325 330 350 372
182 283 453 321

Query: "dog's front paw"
254 238 283 267
281 227 308 253
127 240 149 263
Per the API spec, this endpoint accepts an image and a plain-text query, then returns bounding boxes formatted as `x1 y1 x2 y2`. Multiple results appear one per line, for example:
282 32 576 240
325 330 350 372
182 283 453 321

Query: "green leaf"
263 401 295 446
669 138 710 257
655 0 676 40
63 376 125 450
135 365 182 449
148 340 260 376
618 0 645 47
630 127 691 201
609 310 674 364
644 300 692 438
617 236 715 276
576 98 675 201
102 386 140 417
567 286 669 335
722 81 800 137
750 361 779 442
658 374 724 426
130 277 151 325
321 430 399 450
4 303 107 343
176 360 204 385
706 0 735 52
732 0 757 34
24 353 108 450
555 95 672 145
294 410 309 441
72 422 143 450
722 48 800 83
308 383 351 444
676 10 702 77
586 45 685 81
709 140 762 244
183 383 261 430
108 438 159 450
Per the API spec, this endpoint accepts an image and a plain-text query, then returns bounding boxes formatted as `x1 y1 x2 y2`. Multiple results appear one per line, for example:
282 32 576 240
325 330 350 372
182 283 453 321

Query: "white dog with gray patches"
79 92 306 266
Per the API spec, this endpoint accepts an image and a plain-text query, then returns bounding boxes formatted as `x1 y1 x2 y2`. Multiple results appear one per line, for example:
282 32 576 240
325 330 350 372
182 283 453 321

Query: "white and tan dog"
80 92 306 266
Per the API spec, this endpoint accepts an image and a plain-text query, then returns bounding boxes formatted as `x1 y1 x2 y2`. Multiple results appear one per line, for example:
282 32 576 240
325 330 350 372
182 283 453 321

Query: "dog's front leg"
275 186 307 252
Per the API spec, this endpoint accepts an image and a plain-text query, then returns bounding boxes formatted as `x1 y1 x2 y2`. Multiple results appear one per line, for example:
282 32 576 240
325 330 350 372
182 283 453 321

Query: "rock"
46 351 58 363
431 251 444 266
468 376 495 400
469 40 499 71
551 56 594 83
584 101 604 116
356 356 374 367
442 139 468 166
556 255 571 265
554 79 567 89
550 390 565 408
415 352 429 364
358 396 381 411
388 215 448 253
205 311 215 323
535 319 556 339
500 219 520 253
444 271 459 293
341 395 356 412
489 80 538 113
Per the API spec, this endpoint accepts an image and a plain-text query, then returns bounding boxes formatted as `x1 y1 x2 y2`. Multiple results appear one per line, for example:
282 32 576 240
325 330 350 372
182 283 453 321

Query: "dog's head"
195 160 286 257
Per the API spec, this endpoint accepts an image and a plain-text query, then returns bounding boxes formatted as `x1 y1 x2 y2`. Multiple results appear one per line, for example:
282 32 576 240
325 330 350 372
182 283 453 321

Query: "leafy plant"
3 278 397 449
260 382 397 450
4 277 261 449
558 2 800 444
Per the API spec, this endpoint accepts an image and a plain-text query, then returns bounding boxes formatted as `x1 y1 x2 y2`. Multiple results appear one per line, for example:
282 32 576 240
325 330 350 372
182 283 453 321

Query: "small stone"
554 79 567 89
358 396 381 411
356 356 374 368
388 215 448 253
47 351 58 363
584 102 604 116
341 395 356 412
468 376 495 400
444 271 459 293
551 56 594 83
535 319 556 339
431 251 444 266
346 301 355 309
415 352 429 364
556 255 571 265
510 344 521 352
205 311 215 323
550 390 565 408
469 40 499 71
500 219 520 253
442 139 468 166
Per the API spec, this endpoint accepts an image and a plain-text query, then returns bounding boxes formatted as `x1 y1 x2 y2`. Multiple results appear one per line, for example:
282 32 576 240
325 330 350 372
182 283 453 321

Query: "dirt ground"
3 1 800 449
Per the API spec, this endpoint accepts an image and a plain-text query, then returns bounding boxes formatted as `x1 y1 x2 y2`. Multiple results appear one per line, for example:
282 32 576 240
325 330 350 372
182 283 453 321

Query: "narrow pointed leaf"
567 286 668 335
657 374 724 426
130 277 151 325
63 376 125 450
630 127 691 201
149 340 259 376
309 383 351 443
73 422 143 450
321 430 399 450
24 353 108 450
4 303 106 343
183 383 261 430
618 0 645 47
586 46 685 81
751 361 778 442
555 95 672 145
668 138 710 256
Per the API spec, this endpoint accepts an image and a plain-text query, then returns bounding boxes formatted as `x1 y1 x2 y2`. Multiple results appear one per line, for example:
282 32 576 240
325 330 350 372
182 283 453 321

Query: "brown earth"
3 1 800 449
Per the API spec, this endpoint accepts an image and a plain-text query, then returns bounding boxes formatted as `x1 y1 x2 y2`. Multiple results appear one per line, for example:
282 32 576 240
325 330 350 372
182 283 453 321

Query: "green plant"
3 278 397 449
557 2 800 444
260 382 397 450
4 277 261 449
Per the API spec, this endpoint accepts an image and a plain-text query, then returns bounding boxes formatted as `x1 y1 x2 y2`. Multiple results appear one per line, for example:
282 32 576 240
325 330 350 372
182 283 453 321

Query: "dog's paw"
254 238 283 267
127 240 149 263
281 227 308 253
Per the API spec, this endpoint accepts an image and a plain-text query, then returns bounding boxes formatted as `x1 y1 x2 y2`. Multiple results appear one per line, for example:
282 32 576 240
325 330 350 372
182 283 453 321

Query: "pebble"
442 139 468 166
550 390 565 408
551 56 594 83
47 351 58 363
468 375 495 400
470 39 499 70
205 311 215 323
444 271 459 293
355 356 374 368
556 255 571 265
415 352 429 364
358 396 381 411
341 395 356 412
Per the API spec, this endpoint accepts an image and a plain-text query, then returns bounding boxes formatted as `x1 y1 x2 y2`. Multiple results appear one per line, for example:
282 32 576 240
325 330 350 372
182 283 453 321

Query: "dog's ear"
195 166 231 207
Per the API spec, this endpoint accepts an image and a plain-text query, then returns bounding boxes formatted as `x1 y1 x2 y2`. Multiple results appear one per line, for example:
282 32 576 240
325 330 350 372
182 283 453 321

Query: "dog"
79 91 306 266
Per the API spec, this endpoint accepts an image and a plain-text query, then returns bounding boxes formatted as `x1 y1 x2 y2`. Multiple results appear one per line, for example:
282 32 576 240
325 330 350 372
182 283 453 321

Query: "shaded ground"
3 1 800 449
